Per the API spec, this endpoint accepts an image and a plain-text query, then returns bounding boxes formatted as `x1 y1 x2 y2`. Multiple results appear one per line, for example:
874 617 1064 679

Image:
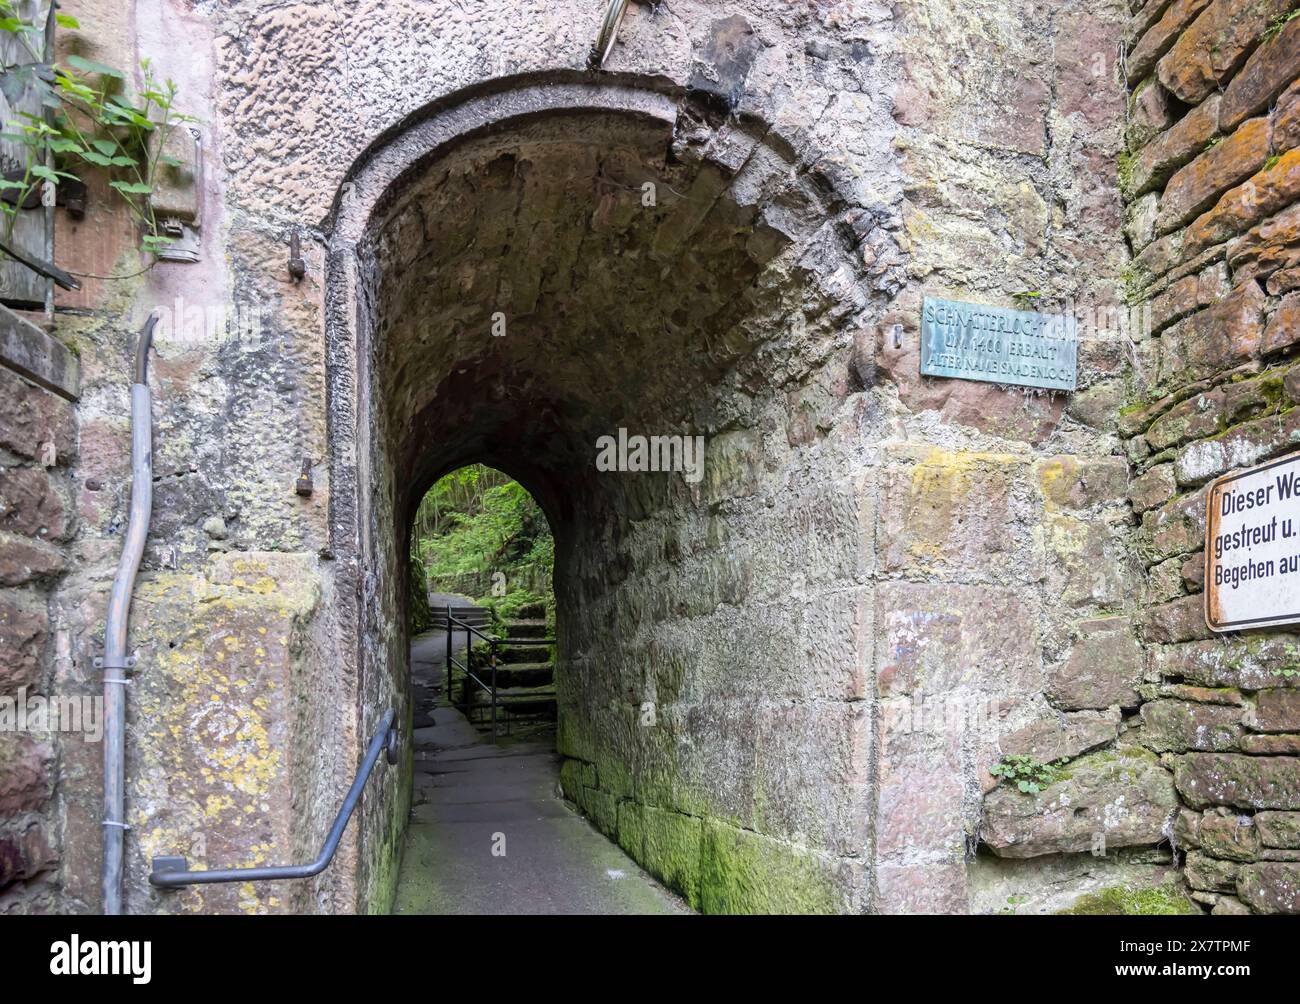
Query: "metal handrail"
443 607 556 736
149 708 398 887
446 606 501 734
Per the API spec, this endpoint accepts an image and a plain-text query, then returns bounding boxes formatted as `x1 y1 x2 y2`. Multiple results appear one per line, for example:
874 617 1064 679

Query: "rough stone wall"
0 0 1231 915
0 318 78 912
1119 0 1300 915
873 0 1183 913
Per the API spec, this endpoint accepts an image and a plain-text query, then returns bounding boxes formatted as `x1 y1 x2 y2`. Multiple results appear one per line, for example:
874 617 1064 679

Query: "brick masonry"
0 312 78 913
1120 0 1300 915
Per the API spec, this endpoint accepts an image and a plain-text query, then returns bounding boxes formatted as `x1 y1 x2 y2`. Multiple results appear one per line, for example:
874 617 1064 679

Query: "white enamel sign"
1205 450 1300 631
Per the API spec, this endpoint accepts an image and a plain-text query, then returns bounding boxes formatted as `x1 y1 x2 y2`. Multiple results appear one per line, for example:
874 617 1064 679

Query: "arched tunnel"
331 77 890 913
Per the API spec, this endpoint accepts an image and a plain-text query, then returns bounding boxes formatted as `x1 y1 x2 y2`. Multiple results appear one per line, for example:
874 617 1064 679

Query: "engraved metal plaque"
919 296 1077 392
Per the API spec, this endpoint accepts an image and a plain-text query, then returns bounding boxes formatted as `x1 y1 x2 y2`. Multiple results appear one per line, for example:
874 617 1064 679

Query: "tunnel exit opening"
409 464 558 742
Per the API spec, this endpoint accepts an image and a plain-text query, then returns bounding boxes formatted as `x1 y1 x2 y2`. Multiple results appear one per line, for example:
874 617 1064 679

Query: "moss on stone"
1058 882 1202 915
698 821 841 914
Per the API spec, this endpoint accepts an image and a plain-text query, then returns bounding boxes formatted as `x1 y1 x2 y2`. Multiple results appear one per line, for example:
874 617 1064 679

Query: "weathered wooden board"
0 0 53 308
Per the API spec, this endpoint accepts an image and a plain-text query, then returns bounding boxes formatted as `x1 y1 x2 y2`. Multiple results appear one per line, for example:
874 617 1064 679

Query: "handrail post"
490 641 498 737
445 604 452 702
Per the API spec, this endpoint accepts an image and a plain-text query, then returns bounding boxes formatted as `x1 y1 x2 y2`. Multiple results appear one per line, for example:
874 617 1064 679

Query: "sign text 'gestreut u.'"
1206 450 1300 631
919 296 1077 392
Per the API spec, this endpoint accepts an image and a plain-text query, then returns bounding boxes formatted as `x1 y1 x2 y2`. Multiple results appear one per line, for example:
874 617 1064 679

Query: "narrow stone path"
393 629 689 915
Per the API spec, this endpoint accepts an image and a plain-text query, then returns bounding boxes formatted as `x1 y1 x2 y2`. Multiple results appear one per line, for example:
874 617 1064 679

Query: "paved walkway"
393 630 688 915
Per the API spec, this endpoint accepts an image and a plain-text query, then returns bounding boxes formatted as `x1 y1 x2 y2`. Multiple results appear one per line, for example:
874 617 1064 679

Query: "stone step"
430 607 490 629
497 643 552 664
473 662 553 688
505 618 549 638
470 685 557 719
513 600 547 619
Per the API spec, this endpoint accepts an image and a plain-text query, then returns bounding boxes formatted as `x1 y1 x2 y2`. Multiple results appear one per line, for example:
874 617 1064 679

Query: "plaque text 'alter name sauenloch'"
919 296 1077 392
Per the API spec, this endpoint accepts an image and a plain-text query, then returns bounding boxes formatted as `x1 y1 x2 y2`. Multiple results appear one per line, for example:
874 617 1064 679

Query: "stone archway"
322 71 899 913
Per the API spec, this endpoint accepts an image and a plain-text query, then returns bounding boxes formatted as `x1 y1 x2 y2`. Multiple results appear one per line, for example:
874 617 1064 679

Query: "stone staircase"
467 600 555 733
429 603 491 633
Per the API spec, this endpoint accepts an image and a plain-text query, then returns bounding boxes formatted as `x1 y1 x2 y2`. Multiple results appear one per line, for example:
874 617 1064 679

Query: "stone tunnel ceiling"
362 106 863 526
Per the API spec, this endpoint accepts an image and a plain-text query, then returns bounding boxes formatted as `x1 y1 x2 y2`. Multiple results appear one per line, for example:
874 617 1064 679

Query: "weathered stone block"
999 710 1119 763
699 820 848 914
1277 79 1300 153
1048 617 1144 710
1186 149 1300 258
876 761 966 862
0 597 46 695
641 805 704 910
1156 117 1271 233
0 735 52 814
1047 514 1137 610
1185 849 1240 891
1127 94 1220 197
1152 635 1300 690
1148 260 1231 336
0 368 74 464
874 861 968 915
1175 752 1300 809
875 581 1042 699
1036 456 1129 511
1138 699 1241 751
1126 191 1162 250
1242 734 1300 754
1175 406 1300 486
1130 463 1177 513
1146 368 1275 452
982 748 1178 858
1263 292 1300 356
1237 861 1300 913
1128 76 1175 149
1228 201 1300 284
0 821 54 888
879 451 1034 577
1198 807 1259 860
1157 282 1267 393
0 467 70 541
1271 266 1300 297
1127 0 1214 85
1252 690 1300 733
1141 595 1213 643
1219 15 1300 129
1175 806 1202 848
1256 810 1300 847
0 532 66 587
1143 485 1207 560
1157 0 1295 104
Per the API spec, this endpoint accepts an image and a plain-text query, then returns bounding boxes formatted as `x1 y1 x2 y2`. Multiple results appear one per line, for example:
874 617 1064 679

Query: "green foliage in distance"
409 465 554 629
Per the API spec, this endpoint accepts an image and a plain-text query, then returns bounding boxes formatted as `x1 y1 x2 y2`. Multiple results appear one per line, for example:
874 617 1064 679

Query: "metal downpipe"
102 313 157 915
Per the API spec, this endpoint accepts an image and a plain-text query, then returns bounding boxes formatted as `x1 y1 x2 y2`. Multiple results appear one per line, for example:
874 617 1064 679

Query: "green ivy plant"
0 3 195 260
989 754 1067 794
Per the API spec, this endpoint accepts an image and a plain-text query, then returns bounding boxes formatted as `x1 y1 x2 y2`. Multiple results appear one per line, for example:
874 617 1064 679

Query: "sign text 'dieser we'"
1205 451 1300 631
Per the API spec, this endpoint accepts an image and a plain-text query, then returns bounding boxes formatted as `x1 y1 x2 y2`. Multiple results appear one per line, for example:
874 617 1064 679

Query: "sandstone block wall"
0 319 77 913
1120 0 1300 915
